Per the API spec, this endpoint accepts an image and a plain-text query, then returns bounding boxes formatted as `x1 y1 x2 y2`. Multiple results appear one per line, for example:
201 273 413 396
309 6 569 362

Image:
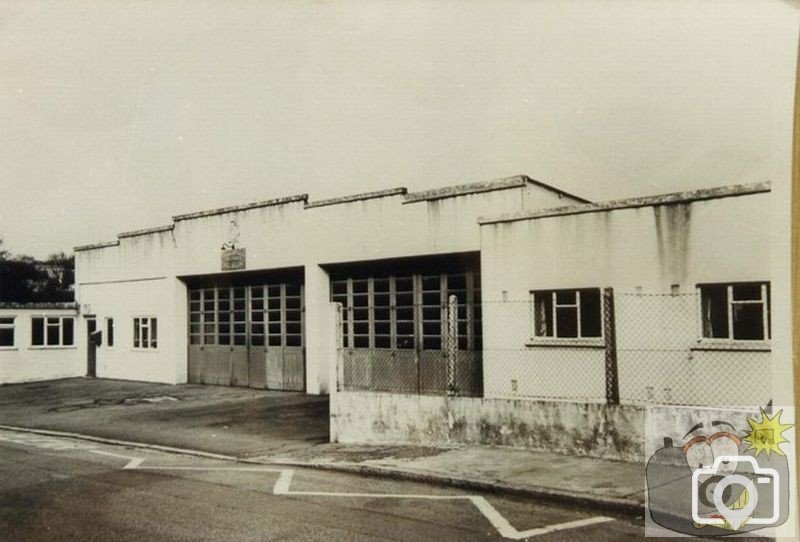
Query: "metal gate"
332 271 482 395
188 281 304 391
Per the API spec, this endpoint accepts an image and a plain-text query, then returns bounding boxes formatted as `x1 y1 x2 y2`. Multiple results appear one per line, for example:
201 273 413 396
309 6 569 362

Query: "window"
133 317 158 349
106 317 114 348
532 288 602 339
0 317 15 347
700 282 770 341
31 316 74 347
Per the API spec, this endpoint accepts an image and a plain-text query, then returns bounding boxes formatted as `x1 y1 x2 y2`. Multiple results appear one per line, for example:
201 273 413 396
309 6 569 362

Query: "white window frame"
529 288 604 346
30 315 75 348
0 316 16 348
697 282 770 347
133 316 158 350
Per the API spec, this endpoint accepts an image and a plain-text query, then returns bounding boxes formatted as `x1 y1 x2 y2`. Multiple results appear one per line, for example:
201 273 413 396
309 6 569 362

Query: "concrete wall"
479 191 771 405
330 390 762 462
0 307 84 384
75 178 580 391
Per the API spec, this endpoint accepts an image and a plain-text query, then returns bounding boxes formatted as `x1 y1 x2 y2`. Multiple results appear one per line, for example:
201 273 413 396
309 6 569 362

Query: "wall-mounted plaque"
221 248 246 271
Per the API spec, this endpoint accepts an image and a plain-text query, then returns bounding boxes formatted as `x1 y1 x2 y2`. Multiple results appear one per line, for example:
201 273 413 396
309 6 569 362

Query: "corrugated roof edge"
305 187 408 209
172 194 309 222
0 301 79 310
478 181 771 225
118 224 175 239
74 240 120 252
403 174 589 204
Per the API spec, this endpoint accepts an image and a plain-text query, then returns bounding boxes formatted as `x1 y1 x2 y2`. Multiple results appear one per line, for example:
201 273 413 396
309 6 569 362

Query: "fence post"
603 288 620 405
335 302 344 392
447 294 458 396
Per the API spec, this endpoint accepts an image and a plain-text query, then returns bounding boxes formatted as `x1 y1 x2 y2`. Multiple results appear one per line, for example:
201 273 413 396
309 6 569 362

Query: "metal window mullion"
726 285 734 339
390 276 397 350
440 273 447 348
576 290 582 338
280 283 287 346
762 283 769 340
466 272 475 350
413 274 423 351
367 277 375 349
551 291 558 337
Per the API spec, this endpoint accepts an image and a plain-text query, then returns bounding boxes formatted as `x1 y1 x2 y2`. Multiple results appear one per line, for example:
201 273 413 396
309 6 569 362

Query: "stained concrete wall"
330 390 762 462
479 191 771 406
75 177 581 392
0 307 84 384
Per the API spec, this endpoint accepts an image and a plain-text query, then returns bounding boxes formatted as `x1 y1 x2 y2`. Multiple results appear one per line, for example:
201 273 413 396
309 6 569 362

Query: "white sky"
0 0 798 258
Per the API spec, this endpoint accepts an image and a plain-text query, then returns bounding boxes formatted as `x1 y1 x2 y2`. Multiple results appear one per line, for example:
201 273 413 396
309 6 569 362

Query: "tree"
0 240 74 302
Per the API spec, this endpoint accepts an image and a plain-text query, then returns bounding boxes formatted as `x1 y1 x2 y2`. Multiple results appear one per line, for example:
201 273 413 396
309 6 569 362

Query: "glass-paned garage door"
331 271 482 395
189 284 303 348
188 282 304 391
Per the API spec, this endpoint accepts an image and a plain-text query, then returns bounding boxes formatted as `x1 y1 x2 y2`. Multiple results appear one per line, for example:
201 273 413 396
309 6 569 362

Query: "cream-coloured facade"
73 175 584 393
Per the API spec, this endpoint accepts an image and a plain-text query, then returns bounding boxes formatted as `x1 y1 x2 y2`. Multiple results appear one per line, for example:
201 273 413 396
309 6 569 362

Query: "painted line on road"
102 452 614 540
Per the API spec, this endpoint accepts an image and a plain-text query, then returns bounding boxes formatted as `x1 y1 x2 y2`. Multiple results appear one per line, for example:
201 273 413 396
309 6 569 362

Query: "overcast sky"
1 0 798 258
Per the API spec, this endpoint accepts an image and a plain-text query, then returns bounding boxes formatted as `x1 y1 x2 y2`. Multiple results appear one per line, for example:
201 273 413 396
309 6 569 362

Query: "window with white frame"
31 316 75 347
133 317 158 349
531 288 602 339
0 317 15 347
699 282 770 341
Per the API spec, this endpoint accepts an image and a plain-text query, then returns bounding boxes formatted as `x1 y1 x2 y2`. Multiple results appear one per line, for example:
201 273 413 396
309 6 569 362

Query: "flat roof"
305 187 408 209
478 181 771 225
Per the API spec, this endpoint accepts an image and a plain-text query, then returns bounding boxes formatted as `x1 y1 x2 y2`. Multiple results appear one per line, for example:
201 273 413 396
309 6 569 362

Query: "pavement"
0 377 646 518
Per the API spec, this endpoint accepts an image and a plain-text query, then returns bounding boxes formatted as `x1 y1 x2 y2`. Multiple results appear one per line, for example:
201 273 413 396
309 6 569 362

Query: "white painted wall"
480 192 772 405
75 180 580 391
0 307 84 384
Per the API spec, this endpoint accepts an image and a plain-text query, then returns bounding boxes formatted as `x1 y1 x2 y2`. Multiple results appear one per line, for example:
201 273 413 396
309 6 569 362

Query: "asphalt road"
0 429 655 542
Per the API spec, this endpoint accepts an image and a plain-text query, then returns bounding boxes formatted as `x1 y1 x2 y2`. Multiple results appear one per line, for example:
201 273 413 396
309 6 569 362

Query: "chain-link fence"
337 289 772 407
480 290 771 407
336 297 482 396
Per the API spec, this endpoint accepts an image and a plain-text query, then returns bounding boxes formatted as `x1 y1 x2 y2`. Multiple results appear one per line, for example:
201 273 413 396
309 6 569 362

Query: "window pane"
134 319 140 348
556 291 576 304
141 326 149 348
732 283 763 301
534 293 553 337
107 319 114 347
150 319 157 347
556 306 578 338
579 289 602 337
733 303 764 340
0 328 13 346
32 318 44 346
47 323 60 345
0 317 13 324
62 318 74 346
375 335 390 348
702 285 729 338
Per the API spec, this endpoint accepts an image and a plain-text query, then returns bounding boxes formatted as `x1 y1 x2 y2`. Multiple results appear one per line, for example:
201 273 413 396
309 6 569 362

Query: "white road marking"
0 430 95 452
101 452 615 540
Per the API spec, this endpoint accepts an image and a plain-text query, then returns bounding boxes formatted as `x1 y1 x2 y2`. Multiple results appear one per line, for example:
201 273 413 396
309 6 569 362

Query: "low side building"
0 303 83 384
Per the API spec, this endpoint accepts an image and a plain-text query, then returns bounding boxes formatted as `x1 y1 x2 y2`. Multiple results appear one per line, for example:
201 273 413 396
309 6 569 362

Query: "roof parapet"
0 302 79 310
118 224 175 239
73 240 120 252
403 175 528 204
478 181 771 225
172 194 309 222
305 187 408 209
403 174 589 204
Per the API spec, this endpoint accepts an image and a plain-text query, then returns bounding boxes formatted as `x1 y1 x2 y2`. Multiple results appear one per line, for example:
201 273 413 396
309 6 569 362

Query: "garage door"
188 281 304 391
